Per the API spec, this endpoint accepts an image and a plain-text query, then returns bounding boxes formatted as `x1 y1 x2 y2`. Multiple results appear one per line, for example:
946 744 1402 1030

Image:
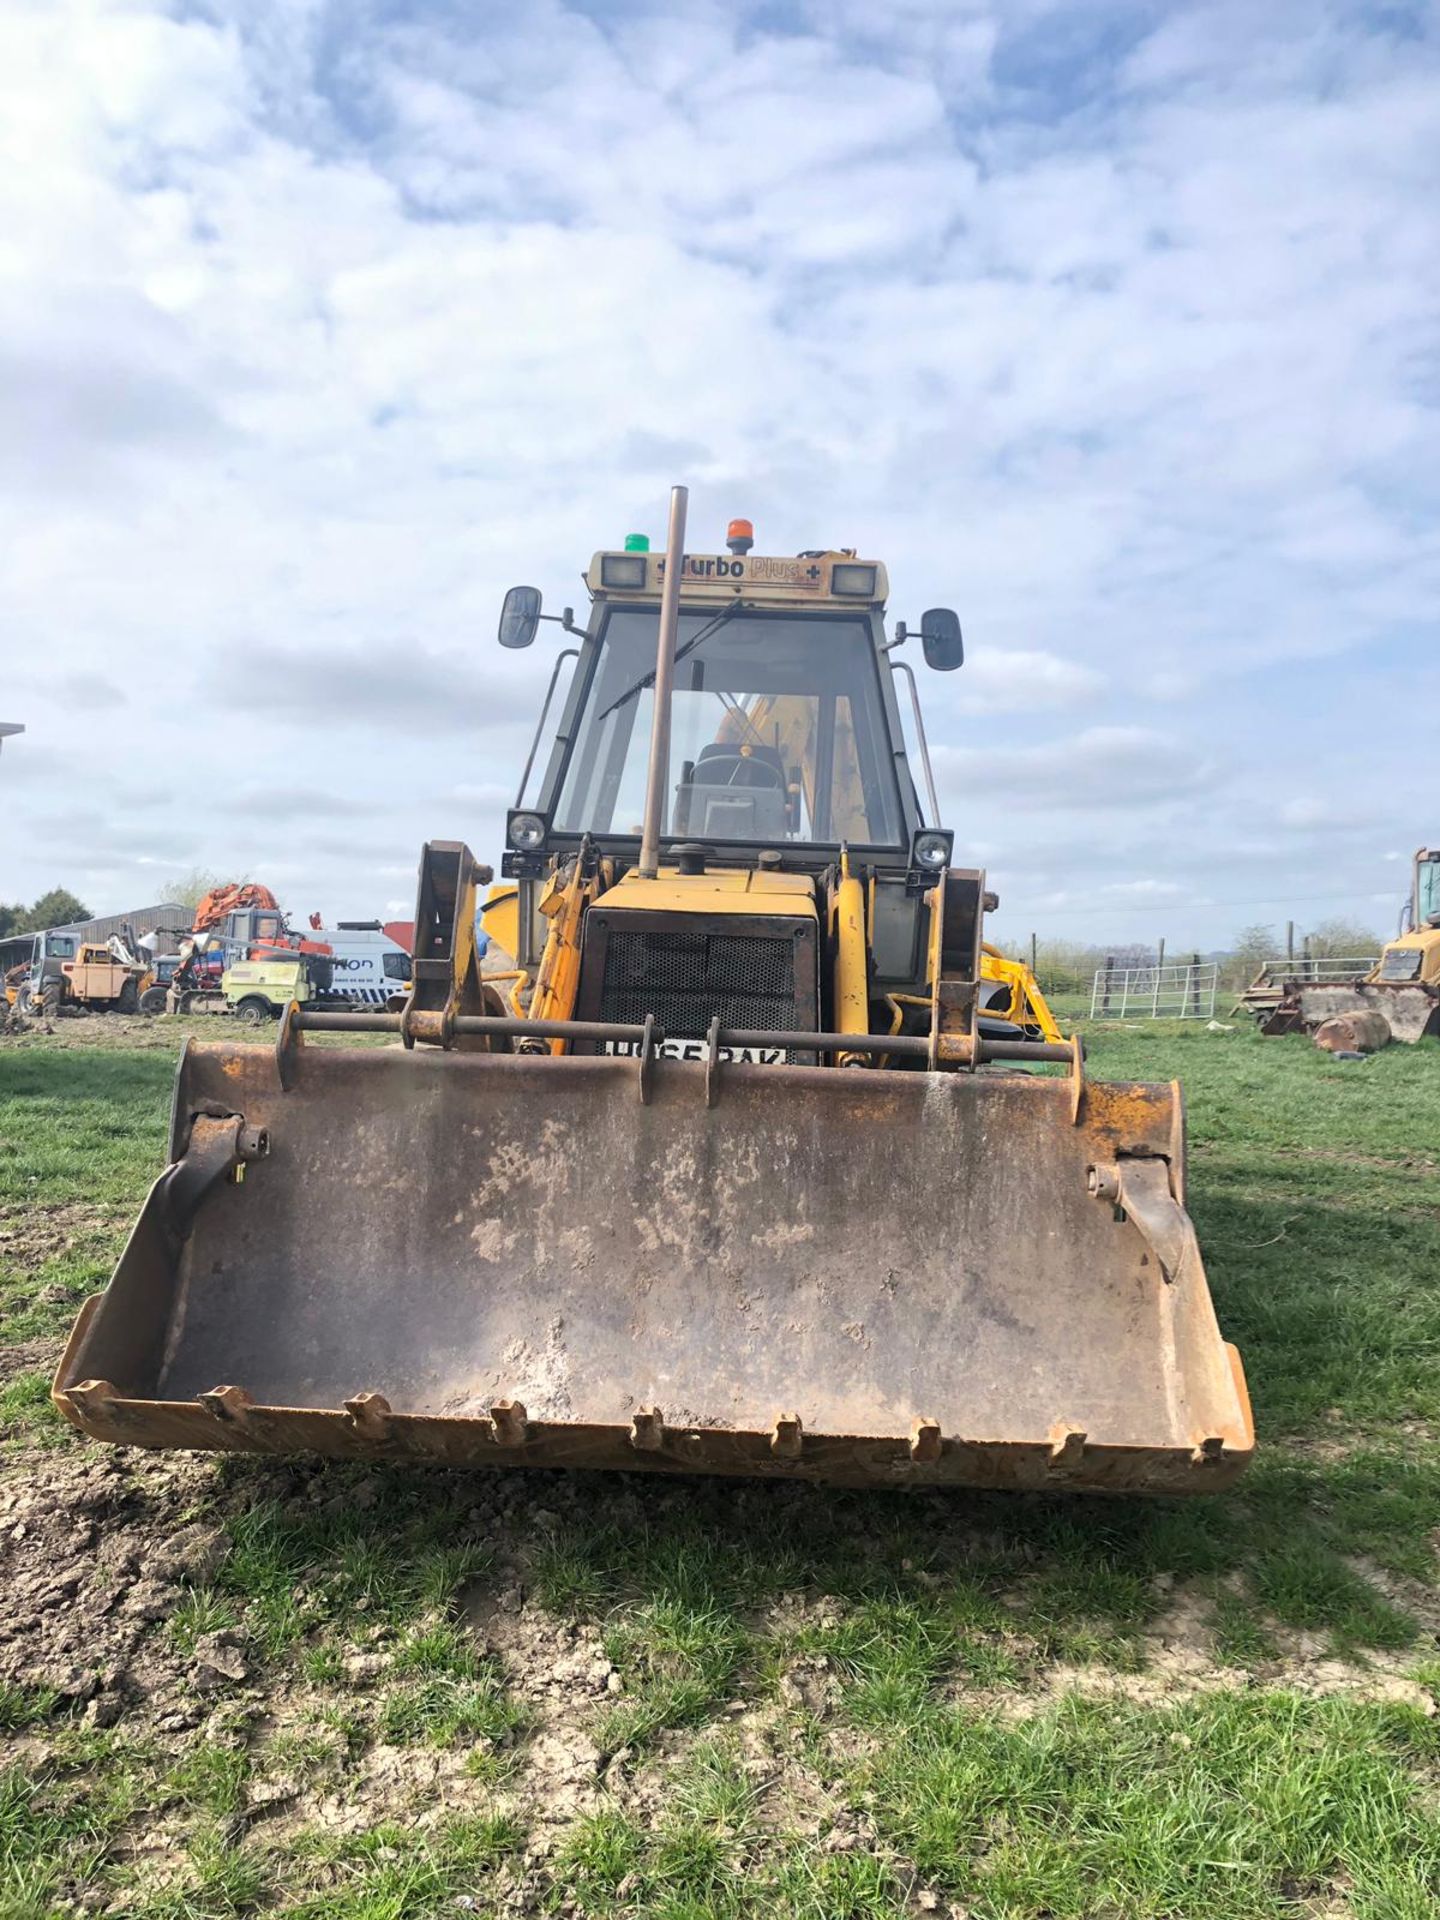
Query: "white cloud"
953 648 1103 712
934 725 1217 811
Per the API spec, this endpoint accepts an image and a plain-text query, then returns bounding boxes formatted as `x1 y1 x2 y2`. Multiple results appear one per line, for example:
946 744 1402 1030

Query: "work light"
831 562 878 597
600 553 648 589
910 828 953 871
506 811 548 852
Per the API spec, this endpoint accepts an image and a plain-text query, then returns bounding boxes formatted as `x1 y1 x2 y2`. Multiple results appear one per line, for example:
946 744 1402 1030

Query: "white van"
311 925 412 1005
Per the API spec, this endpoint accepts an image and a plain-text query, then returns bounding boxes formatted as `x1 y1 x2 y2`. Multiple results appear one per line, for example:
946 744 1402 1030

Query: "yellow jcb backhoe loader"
1262 848 1440 1044
55 493 1253 1493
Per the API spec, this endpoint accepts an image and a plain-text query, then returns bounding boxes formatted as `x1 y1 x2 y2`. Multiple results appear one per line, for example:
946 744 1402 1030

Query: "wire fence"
1090 960 1220 1021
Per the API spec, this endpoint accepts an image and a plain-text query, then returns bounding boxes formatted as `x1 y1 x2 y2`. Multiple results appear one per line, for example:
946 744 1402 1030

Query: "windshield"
553 609 906 845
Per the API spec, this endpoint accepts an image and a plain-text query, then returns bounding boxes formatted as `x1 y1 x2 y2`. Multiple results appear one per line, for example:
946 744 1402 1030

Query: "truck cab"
63 945 134 1005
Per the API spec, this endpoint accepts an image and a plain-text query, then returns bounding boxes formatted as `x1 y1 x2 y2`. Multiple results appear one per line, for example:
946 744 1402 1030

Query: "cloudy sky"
2 0 1436 950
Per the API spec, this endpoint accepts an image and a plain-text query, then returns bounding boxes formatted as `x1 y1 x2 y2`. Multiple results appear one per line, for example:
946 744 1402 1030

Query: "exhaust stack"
636 483 688 879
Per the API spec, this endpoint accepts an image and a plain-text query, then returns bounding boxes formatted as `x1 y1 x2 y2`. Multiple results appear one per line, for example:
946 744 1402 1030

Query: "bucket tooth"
630 1406 666 1452
198 1384 254 1425
489 1399 529 1446
345 1391 393 1439
1192 1434 1226 1466
909 1417 942 1464
59 1378 117 1425
770 1412 803 1460
1048 1424 1087 1468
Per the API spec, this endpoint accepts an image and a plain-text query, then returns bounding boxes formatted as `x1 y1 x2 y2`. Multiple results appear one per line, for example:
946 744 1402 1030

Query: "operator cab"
502 533 961 882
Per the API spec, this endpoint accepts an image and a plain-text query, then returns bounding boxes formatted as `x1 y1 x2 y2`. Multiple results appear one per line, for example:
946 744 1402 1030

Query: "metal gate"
1090 961 1219 1020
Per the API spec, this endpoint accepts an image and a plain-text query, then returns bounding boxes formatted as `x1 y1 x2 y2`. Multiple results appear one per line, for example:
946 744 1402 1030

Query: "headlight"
831 562 877 596
911 829 953 871
506 811 547 852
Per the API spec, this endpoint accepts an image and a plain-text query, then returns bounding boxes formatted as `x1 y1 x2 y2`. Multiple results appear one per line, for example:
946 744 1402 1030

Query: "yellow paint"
833 856 869 1046
595 866 817 920
480 884 520 962
528 861 602 1051
979 945 1065 1044
1366 929 1440 987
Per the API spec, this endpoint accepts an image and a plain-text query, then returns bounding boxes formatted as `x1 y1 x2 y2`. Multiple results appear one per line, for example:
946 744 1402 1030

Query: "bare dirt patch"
0 1199 129 1279
957 1580 1437 1720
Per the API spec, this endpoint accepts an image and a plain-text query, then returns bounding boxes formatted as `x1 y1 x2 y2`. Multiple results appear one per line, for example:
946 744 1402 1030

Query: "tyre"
234 996 273 1027
138 986 167 1015
117 977 138 1014
39 983 61 1019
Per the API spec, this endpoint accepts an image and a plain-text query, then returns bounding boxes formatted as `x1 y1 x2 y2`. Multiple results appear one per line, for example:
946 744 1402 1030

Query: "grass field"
0 1019 1436 1917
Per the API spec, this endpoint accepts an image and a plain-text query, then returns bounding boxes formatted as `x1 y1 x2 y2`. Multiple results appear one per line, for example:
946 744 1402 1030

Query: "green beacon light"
623 533 650 552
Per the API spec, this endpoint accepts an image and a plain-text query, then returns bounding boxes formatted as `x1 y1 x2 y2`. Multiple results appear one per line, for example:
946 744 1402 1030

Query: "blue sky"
2 0 1436 948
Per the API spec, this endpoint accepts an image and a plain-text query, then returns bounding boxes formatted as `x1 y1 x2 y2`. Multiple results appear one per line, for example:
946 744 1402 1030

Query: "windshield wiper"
596 603 743 722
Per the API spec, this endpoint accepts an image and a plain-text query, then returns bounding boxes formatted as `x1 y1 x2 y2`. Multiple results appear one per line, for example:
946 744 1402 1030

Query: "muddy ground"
3 1384 1436 1915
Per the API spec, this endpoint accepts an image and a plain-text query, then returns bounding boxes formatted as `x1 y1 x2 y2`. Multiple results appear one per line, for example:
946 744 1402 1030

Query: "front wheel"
233 996 273 1027
138 985 167 1015
117 977 138 1014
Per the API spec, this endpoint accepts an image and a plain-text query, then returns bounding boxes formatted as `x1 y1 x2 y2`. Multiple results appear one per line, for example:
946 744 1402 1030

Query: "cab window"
553 609 904 846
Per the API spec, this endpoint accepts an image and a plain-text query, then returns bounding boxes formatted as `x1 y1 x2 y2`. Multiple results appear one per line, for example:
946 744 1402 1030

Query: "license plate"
598 1037 786 1065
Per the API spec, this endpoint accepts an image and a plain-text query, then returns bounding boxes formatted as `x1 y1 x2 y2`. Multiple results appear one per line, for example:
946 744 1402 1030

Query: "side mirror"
498 585 542 649
921 608 964 672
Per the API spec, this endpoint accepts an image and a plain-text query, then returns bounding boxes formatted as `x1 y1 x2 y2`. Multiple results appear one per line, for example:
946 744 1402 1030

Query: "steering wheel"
696 750 784 790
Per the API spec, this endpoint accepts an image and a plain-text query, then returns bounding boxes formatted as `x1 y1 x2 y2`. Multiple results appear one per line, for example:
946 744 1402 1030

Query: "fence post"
1188 953 1201 1017
1030 931 1037 977
1286 920 1294 965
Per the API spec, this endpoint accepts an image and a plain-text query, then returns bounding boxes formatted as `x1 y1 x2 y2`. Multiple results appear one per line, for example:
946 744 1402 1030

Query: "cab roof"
585 550 888 608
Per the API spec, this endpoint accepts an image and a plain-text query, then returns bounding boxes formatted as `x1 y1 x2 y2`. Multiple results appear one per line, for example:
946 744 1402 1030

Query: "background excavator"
55 491 1252 1494
159 883 335 1015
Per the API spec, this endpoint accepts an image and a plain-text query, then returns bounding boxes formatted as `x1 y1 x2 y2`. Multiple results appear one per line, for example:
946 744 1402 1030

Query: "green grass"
279 1815 523 1919
377 1622 528 1747
0 1681 61 1732
861 1688 1440 1920
0 1050 171 1357
0 1050 174 1208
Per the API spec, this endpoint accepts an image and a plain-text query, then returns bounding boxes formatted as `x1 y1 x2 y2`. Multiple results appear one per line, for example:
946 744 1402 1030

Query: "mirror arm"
537 608 582 633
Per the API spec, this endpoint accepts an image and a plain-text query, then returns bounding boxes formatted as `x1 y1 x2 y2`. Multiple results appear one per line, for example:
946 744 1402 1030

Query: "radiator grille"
598 928 797 1035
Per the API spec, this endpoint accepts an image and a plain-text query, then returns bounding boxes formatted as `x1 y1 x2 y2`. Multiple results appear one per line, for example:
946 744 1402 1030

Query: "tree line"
0 888 92 940
0 870 231 942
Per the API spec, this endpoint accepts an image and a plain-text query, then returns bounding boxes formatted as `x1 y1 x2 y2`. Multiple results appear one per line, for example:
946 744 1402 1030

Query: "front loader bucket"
55 1040 1252 1493
1298 982 1439 1045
